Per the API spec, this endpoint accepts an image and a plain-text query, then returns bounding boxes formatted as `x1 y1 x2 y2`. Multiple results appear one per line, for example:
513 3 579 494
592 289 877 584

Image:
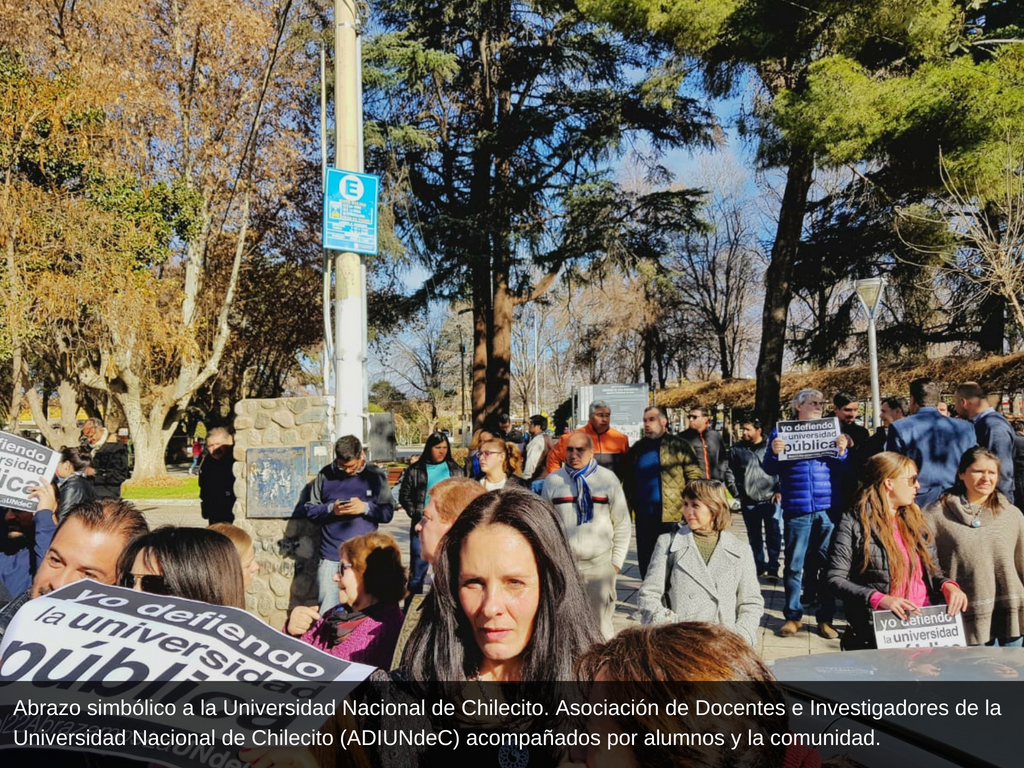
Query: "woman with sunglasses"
827 452 968 650
399 431 465 596
118 526 245 608
925 447 1024 646
475 437 529 491
286 531 406 667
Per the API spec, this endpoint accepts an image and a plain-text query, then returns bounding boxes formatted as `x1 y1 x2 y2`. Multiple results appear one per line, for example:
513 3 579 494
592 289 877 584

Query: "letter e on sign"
340 174 364 201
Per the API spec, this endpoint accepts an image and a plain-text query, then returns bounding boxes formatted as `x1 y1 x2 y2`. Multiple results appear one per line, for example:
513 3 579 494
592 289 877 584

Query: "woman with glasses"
475 437 529 491
286 531 406 667
399 431 465 596
118 526 245 608
637 479 763 646
925 447 1024 646
465 429 495 477
827 452 968 650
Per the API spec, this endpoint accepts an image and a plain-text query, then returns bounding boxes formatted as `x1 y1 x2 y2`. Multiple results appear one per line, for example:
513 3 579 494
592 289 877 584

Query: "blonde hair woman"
637 480 763 645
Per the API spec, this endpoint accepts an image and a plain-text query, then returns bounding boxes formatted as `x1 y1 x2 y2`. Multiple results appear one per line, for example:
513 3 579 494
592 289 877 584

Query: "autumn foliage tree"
0 0 321 477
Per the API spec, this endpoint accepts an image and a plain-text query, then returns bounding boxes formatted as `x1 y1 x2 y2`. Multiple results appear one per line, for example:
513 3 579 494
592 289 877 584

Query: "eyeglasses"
565 446 588 453
902 475 919 485
687 414 702 420
337 562 355 575
121 573 169 595
478 450 505 458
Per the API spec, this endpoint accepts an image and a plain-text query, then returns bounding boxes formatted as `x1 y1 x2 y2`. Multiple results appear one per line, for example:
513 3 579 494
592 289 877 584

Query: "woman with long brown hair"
826 452 967 650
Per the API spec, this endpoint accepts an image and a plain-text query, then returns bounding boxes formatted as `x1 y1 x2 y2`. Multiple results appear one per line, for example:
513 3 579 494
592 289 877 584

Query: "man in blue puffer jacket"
763 389 849 640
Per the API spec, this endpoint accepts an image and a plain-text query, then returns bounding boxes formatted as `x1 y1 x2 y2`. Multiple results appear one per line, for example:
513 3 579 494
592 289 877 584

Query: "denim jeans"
317 558 340 615
984 636 1024 647
741 500 782 575
783 509 835 623
408 520 429 595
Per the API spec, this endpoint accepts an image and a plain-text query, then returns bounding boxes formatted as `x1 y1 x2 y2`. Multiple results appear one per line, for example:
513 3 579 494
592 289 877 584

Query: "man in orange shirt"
546 400 630 478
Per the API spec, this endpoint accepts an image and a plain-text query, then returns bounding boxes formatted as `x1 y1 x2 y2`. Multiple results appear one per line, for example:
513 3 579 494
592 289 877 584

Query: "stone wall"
231 396 331 627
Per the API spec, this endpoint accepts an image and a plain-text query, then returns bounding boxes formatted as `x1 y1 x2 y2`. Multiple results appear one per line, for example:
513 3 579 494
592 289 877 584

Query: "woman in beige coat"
638 479 764 646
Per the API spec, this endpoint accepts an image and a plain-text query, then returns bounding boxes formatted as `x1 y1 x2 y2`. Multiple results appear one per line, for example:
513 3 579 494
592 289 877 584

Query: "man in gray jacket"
728 418 781 579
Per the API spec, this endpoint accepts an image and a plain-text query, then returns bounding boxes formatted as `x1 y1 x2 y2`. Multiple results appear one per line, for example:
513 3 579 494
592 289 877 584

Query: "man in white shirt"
542 432 630 638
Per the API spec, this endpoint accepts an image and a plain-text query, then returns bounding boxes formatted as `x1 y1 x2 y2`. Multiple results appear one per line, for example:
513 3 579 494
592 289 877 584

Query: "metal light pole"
855 277 886 431
533 311 539 415
332 0 367 442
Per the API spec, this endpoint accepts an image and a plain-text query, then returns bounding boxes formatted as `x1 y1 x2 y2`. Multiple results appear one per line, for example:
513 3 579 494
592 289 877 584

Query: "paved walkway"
135 499 844 664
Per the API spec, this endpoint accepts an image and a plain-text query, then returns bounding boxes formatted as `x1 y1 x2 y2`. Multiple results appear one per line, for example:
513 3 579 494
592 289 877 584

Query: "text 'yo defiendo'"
0 581 372 737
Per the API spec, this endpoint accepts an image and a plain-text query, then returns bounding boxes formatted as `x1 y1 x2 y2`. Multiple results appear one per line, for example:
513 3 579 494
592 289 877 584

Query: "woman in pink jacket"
286 532 405 668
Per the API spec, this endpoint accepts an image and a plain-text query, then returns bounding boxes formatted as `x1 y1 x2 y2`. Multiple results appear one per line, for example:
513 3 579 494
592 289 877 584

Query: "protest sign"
775 418 842 461
0 431 59 511
872 604 967 649
0 580 375 768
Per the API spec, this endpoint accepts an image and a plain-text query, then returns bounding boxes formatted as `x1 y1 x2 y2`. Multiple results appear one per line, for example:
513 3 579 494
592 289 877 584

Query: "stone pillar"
232 396 330 627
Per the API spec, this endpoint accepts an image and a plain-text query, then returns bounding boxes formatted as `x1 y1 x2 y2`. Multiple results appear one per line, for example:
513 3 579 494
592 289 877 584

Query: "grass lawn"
121 476 199 499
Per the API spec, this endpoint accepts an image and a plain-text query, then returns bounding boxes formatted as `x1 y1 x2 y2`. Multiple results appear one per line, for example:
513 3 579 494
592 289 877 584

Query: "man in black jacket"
680 406 731 483
198 427 236 524
81 418 130 499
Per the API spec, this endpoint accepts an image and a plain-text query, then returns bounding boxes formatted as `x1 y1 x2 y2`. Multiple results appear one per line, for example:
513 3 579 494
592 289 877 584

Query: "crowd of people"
1 377 1022 766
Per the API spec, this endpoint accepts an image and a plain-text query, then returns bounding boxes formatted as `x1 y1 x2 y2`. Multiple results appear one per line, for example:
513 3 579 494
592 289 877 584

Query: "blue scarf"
567 459 598 525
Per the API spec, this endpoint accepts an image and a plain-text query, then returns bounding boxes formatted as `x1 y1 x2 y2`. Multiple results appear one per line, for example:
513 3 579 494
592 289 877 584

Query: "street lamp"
855 277 886 431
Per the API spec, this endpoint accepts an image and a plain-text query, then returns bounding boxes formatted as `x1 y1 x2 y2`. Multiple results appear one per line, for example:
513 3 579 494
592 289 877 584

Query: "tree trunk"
717 328 732 379
978 292 1005 353
754 151 815 427
471 254 490 431
25 375 80 448
486 255 513 424
116 394 180 480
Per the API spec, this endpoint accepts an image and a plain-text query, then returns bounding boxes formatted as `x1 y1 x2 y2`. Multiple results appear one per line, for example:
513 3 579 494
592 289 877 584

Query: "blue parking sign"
322 168 379 255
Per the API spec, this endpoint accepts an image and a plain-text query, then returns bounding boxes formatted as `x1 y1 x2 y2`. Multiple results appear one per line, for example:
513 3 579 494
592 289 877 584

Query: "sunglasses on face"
121 573 169 595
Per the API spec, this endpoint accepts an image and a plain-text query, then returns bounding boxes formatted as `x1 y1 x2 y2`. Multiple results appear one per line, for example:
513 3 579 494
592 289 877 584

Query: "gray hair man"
762 388 849 640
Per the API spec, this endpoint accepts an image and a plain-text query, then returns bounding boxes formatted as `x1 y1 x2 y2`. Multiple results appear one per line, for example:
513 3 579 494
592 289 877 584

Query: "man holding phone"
306 435 395 613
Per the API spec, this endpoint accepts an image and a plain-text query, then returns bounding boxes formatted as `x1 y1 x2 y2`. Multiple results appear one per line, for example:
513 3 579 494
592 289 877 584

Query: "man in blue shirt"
0 482 58 598
955 381 1015 504
306 435 395 613
887 378 977 507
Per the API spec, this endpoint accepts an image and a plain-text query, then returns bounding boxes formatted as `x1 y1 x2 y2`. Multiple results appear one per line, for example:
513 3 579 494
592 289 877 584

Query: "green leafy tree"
364 0 710 428
581 0 1024 421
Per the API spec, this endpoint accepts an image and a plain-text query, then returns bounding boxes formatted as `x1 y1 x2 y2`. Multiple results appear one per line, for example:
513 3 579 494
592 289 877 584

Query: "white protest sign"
872 604 967 649
0 431 59 511
0 580 375 768
775 417 841 461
